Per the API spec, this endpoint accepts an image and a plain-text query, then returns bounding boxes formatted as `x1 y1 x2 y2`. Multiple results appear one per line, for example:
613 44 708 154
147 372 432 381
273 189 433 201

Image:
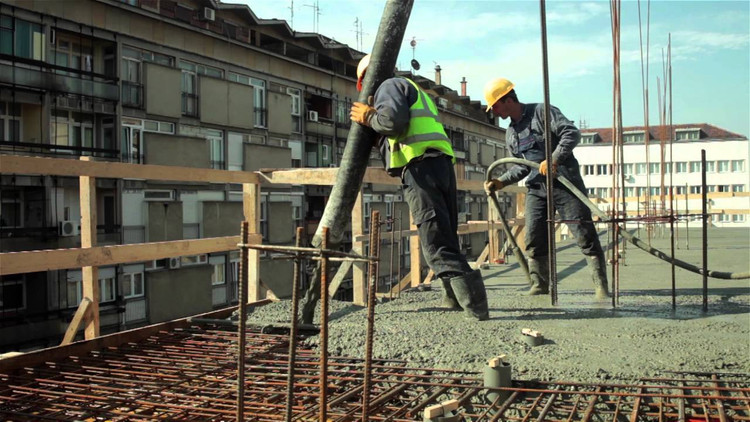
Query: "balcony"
0 59 118 102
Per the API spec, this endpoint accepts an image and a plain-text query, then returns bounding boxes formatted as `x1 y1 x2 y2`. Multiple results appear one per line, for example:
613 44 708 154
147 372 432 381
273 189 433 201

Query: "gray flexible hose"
486 157 750 280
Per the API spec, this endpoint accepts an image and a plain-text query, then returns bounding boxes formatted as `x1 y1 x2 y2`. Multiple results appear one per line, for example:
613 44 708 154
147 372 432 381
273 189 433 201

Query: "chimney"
460 77 467 96
434 64 441 85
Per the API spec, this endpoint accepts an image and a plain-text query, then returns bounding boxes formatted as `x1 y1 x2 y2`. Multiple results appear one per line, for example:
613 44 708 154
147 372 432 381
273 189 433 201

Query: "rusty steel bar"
285 227 304 421
362 210 381 421
236 221 249 421
320 226 330 422
701 149 709 312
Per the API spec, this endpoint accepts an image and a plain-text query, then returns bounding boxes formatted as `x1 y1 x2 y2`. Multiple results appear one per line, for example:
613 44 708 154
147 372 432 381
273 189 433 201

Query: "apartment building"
0 0 507 351
576 124 749 227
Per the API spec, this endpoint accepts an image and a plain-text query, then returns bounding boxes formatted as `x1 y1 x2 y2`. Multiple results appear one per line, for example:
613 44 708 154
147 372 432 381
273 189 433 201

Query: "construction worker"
482 78 610 299
350 54 490 321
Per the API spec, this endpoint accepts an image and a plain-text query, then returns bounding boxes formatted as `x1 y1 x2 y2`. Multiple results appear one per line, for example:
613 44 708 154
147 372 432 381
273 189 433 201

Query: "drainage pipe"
486 157 750 280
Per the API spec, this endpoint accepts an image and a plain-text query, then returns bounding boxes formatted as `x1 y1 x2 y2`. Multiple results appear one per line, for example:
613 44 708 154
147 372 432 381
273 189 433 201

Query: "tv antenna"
352 17 368 51
288 0 294 30
304 0 321 33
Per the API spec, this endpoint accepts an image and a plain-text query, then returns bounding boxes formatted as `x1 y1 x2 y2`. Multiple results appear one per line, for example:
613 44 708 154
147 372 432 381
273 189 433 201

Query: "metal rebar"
285 227 304 421
236 221 249 422
701 149 708 312
320 226 330 422
362 210 381 421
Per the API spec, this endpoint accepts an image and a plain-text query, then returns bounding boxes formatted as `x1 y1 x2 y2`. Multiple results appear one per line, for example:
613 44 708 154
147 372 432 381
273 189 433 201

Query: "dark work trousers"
402 155 473 277
524 184 604 259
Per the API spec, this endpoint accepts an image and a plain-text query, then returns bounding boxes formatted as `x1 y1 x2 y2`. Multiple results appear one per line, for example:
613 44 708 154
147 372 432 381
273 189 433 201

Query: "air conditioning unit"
59 220 79 237
202 7 215 21
169 257 181 269
307 110 319 122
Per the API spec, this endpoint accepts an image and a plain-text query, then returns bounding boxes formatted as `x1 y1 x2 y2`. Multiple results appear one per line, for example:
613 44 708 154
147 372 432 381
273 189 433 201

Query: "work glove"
350 96 375 127
539 159 558 176
484 179 505 194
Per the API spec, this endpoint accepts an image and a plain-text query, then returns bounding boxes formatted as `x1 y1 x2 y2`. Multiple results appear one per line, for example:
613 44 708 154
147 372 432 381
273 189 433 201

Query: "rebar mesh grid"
1 322 748 421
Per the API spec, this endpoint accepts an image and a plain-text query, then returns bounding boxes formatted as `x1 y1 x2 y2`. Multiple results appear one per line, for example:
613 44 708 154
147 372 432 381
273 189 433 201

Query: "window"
0 101 22 142
50 110 94 151
122 272 144 298
583 165 595 176
596 164 608 175
637 187 647 197
675 129 700 140
321 144 330 165
717 160 730 173
717 185 731 193
675 186 685 195
67 276 116 307
706 185 716 193
50 32 93 74
623 132 645 143
1 17 45 61
732 214 746 223
122 46 174 108
260 199 268 240
0 189 22 228
649 187 660 196
623 163 634 175
288 88 302 133
207 129 224 170
229 73 266 127
0 277 25 312
690 186 701 194
649 163 660 174
705 161 716 173
636 163 647 175
675 162 687 173
586 188 595 197
227 132 245 171
580 134 596 144
731 160 745 172
336 98 350 124
663 163 671 174
732 185 745 193
689 161 701 173
211 261 226 285
624 187 634 197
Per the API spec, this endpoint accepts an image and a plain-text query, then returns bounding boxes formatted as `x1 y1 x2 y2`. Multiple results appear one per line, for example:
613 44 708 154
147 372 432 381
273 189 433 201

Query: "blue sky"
242 1 749 137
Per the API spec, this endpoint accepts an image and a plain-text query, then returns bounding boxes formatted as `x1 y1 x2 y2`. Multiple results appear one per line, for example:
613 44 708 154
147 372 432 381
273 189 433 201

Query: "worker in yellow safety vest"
350 54 489 321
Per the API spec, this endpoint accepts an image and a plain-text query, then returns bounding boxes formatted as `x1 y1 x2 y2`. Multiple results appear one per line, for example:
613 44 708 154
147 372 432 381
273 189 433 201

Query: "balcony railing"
0 59 118 101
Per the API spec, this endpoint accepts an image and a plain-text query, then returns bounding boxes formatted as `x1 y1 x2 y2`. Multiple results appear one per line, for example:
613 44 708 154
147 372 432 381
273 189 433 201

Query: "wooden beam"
389 270 413 296
422 269 434 285
60 298 92 346
0 236 258 276
0 299 272 372
328 248 357 298
243 183 262 302
0 154 260 184
258 167 399 187
79 159 99 340
473 243 490 269
409 212 421 288
352 192 366 306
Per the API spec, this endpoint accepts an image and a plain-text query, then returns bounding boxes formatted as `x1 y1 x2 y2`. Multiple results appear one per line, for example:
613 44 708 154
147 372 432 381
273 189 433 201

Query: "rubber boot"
450 270 490 321
527 257 549 296
440 277 463 311
587 253 611 299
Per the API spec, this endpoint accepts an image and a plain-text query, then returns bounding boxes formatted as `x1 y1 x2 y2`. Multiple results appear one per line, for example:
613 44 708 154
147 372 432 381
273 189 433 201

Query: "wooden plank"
328 249 356 298
352 220 522 243
0 154 259 184
422 269 434 285
352 192 366 306
60 298 92 346
409 212 421 288
0 299 272 372
473 243 490 269
259 167 398 187
243 183 262 302
79 162 99 340
0 236 258 276
390 270 413 295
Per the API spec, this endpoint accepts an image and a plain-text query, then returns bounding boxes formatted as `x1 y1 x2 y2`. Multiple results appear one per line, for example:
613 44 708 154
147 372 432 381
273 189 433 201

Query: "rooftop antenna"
289 0 294 30
409 36 422 74
304 0 321 33
352 17 367 51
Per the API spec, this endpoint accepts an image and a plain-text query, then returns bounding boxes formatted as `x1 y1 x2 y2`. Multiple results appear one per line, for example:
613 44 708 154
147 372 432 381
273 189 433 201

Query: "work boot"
587 253 611 299
527 257 549 296
440 277 463 311
450 270 490 321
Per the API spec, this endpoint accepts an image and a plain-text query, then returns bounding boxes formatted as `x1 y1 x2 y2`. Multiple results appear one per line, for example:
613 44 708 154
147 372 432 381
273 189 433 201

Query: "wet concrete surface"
247 226 750 383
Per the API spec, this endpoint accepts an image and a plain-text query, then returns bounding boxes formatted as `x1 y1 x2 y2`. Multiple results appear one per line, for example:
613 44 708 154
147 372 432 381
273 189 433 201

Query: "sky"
241 1 750 137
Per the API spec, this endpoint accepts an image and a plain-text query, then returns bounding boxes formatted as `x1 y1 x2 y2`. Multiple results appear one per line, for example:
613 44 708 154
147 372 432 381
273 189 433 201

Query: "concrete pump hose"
486 157 750 280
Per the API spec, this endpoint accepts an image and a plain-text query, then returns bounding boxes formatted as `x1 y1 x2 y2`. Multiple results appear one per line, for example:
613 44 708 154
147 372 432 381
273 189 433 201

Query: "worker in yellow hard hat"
482 78 610 299
349 54 490 321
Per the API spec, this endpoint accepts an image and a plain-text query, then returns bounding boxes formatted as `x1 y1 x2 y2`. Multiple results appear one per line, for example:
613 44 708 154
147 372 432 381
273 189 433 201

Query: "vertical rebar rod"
668 35 676 310
389 219 395 300
685 182 690 250
320 227 330 422
397 209 403 298
236 221 249 422
362 210 380 421
285 227 304 421
701 149 708 312
539 0 557 305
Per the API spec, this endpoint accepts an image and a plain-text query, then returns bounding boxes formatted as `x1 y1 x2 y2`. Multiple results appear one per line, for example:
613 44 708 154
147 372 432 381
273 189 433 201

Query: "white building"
575 124 749 228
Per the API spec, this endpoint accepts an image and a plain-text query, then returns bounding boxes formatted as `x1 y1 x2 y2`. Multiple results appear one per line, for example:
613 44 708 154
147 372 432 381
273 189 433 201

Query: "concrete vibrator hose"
486 157 750 280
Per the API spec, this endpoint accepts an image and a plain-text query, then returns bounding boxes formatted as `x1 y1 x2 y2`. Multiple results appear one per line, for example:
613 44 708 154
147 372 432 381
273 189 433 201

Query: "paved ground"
247 226 750 383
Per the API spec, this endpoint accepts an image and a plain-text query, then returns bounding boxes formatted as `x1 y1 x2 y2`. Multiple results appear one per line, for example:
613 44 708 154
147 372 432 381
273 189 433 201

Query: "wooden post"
409 212 421 288
515 192 527 252
243 183 262 302
352 192 366 305
488 198 501 263
60 298 91 346
79 157 99 340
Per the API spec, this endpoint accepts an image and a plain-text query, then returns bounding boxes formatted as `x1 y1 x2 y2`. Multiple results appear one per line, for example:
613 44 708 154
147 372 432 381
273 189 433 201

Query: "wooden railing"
0 154 522 344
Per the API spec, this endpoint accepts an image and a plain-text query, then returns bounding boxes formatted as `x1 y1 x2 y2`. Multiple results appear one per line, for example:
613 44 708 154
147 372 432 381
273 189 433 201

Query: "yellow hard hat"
356 54 371 91
484 78 515 112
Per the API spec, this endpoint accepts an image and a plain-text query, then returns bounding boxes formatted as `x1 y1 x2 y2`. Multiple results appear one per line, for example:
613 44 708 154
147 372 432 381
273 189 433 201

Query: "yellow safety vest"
387 78 454 170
